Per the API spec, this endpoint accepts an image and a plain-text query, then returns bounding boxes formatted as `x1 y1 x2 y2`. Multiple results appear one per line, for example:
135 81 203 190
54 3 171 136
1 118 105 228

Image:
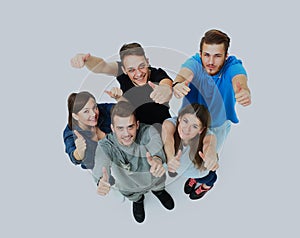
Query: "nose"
122 128 130 136
134 69 142 77
90 110 96 117
208 56 214 65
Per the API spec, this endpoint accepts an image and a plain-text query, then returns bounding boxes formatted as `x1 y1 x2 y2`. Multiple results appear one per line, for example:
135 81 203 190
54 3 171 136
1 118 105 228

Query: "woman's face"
178 113 203 143
72 97 99 130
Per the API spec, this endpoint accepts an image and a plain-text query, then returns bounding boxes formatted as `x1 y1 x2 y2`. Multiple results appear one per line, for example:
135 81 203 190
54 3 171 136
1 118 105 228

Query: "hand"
70 53 90 68
167 150 182 173
199 151 219 171
235 81 251 106
97 167 111 196
148 82 172 104
173 75 193 99
105 87 123 100
74 130 86 160
146 152 165 177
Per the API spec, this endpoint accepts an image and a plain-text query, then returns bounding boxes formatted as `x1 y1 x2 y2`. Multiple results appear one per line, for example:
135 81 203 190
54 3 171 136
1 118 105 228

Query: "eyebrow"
126 62 146 70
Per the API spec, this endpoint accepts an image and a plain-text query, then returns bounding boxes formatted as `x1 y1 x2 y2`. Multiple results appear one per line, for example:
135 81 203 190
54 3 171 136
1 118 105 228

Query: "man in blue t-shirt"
163 29 252 181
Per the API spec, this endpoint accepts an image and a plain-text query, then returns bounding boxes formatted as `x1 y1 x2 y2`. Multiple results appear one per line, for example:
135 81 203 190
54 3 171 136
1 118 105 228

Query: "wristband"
152 155 162 162
172 82 180 87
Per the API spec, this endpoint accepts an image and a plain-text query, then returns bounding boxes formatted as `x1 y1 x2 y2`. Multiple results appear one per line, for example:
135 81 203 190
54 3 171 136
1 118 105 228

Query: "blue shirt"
181 53 247 127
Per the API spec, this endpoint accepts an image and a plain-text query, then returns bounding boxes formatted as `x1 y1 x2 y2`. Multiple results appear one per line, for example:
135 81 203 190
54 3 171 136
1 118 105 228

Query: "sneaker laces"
195 184 210 195
188 178 197 187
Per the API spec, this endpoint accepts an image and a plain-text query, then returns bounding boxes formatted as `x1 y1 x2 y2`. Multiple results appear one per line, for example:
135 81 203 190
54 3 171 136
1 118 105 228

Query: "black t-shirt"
116 62 172 125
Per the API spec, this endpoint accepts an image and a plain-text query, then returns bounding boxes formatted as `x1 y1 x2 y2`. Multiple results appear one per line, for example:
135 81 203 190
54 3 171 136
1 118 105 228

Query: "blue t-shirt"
180 53 247 127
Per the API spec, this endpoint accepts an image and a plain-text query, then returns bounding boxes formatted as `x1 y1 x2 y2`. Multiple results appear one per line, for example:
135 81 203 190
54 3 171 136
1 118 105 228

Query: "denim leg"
195 171 217 187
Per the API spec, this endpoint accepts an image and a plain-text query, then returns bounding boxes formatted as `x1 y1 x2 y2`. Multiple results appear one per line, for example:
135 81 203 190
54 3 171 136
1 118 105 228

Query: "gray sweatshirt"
92 123 166 201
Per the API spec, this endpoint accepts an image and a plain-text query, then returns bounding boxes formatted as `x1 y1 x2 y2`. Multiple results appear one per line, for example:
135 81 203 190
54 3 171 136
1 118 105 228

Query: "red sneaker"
189 184 213 200
184 178 197 194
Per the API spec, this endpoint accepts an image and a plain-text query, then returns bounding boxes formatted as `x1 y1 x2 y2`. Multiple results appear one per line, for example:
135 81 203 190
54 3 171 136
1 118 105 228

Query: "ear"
72 113 79 121
110 124 115 133
198 127 205 135
146 57 150 65
225 53 229 60
121 65 127 75
136 120 140 130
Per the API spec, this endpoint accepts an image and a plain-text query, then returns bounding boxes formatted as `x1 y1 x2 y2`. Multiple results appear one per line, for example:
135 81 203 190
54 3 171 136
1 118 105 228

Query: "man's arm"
232 74 251 106
172 68 194 99
149 78 173 104
70 53 119 76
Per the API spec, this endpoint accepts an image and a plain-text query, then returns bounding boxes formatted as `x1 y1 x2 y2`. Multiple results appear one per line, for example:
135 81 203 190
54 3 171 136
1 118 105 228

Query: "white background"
1 0 299 237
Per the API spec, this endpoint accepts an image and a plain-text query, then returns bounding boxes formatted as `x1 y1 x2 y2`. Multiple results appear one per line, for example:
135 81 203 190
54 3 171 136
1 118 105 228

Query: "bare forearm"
203 134 217 158
85 55 118 76
162 120 176 161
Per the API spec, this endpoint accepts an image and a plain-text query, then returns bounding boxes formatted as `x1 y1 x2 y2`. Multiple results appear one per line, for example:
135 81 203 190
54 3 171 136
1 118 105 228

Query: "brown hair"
67 91 96 129
174 103 211 170
110 101 137 125
119 42 146 64
200 29 230 55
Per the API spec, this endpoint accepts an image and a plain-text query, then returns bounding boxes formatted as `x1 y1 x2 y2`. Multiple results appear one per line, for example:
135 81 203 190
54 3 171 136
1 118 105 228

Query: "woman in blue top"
63 91 114 170
162 103 217 200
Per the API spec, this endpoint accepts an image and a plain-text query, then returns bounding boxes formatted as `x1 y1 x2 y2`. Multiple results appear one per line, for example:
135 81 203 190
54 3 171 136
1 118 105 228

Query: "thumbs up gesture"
235 81 251 106
199 151 219 171
167 149 182 173
70 53 91 68
104 87 123 101
146 152 165 177
148 81 172 104
173 75 193 99
97 167 111 196
74 130 86 160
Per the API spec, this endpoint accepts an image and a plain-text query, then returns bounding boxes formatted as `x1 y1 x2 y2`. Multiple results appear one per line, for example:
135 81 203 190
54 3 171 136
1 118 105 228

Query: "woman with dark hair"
162 103 218 200
63 91 115 170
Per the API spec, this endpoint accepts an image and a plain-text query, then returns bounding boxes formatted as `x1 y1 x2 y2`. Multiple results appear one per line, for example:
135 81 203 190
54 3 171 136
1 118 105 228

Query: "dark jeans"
195 171 217 187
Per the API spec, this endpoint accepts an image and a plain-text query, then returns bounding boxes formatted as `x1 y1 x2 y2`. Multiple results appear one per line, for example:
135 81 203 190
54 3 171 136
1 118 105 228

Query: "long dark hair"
174 103 211 170
67 91 96 129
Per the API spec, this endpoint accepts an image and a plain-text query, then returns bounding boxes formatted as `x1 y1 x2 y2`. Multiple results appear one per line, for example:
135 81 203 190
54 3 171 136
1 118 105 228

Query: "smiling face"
121 55 150 86
177 113 204 144
200 43 227 76
111 114 139 146
72 97 99 130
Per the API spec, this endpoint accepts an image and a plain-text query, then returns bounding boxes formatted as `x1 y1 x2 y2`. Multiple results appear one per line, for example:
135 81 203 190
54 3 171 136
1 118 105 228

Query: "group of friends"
63 29 251 223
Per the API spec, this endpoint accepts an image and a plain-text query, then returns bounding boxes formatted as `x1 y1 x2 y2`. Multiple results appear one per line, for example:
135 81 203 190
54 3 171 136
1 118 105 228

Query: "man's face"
122 55 150 86
111 114 139 146
200 43 228 76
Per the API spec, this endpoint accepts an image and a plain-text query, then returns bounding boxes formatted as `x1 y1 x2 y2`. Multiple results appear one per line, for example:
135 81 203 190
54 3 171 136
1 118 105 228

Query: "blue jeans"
195 171 217 187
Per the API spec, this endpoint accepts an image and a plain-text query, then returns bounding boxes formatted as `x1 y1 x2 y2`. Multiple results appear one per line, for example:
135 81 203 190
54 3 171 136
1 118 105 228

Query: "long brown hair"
67 91 97 129
174 103 211 170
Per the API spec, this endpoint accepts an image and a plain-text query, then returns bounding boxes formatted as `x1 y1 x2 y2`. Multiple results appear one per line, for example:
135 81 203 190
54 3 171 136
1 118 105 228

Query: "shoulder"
149 67 171 82
97 103 115 113
224 55 247 76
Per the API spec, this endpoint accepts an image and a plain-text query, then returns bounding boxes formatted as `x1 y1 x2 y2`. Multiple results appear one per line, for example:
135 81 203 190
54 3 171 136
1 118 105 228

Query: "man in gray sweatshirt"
92 101 174 223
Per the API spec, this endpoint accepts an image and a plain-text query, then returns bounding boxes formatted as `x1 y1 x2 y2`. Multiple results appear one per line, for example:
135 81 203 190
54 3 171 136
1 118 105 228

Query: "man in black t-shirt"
70 42 173 126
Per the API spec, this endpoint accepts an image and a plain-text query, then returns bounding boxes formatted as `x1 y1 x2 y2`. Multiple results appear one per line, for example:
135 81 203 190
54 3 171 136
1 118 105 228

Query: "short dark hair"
200 29 230 55
110 101 137 124
119 42 146 64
